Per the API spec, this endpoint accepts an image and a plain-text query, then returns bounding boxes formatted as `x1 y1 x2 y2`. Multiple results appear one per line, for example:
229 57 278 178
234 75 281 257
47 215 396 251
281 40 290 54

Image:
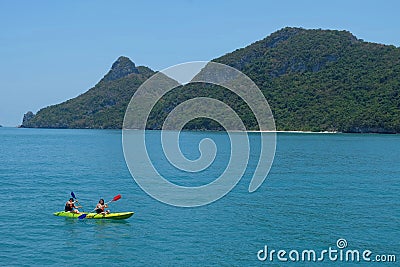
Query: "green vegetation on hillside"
22 57 154 129
22 28 400 133
215 27 400 133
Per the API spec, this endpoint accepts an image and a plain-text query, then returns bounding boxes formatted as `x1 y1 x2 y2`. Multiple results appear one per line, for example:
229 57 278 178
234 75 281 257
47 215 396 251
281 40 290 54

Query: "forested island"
21 27 400 133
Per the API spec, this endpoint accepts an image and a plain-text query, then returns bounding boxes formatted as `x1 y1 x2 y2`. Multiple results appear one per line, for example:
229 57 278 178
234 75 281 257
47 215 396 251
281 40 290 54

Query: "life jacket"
95 204 105 214
65 201 73 212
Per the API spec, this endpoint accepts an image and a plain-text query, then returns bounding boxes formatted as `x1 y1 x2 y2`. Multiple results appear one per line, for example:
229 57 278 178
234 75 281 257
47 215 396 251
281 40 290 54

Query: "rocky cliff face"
22 111 35 126
101 56 139 81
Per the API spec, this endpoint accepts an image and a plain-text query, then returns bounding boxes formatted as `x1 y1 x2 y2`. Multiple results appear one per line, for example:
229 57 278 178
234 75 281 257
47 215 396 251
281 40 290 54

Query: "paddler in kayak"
95 198 110 215
65 197 81 214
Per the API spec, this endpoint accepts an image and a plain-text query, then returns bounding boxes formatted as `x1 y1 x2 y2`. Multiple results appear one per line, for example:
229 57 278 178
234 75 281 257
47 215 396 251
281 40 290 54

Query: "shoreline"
5 127 399 134
247 130 339 134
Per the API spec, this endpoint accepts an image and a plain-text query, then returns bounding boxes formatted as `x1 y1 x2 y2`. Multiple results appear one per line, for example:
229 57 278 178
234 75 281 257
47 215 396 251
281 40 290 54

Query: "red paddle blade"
113 194 121 202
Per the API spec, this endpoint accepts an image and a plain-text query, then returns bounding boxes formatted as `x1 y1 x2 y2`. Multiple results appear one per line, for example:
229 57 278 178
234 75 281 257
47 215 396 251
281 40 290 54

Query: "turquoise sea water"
0 127 398 266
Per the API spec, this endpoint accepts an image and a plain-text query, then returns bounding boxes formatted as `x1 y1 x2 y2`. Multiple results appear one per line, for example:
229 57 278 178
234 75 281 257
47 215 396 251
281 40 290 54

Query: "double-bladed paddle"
78 194 122 219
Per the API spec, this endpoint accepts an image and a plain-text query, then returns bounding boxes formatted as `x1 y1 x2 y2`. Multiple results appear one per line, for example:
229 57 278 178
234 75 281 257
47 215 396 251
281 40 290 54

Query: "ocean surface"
0 127 398 266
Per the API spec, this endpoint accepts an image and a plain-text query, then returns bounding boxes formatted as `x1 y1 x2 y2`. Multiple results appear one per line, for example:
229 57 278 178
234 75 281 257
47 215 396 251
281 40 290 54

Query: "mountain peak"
102 56 139 81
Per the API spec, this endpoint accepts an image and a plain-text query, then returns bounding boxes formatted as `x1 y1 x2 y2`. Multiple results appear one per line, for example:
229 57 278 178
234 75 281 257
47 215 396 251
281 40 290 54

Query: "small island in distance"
21 27 400 133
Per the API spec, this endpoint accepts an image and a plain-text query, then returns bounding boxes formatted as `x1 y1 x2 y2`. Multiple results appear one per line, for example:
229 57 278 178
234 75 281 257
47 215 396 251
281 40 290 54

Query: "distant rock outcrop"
22 111 35 126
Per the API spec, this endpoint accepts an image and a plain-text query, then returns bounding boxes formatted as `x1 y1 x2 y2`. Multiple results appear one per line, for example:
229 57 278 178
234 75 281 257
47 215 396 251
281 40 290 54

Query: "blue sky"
1 0 399 126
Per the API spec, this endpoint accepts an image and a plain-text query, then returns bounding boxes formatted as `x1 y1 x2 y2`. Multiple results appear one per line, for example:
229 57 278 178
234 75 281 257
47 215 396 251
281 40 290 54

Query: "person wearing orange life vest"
65 197 81 213
95 198 110 214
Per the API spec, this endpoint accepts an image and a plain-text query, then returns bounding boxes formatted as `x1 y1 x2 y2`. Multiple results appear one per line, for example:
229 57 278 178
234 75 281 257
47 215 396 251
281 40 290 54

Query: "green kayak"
54 211 134 220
